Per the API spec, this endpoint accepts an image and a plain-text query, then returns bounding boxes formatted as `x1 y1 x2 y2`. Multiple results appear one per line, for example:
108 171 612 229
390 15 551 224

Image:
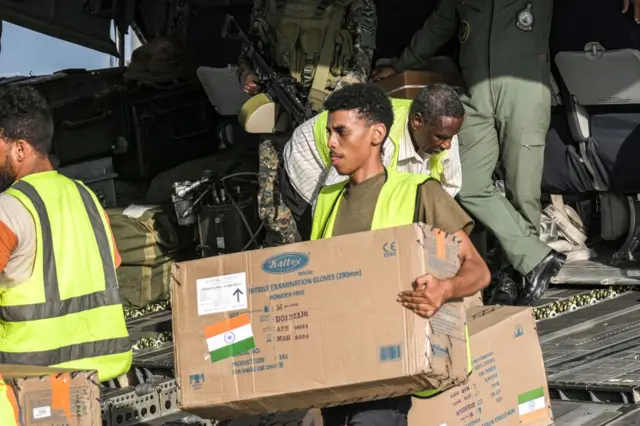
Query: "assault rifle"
222 14 313 127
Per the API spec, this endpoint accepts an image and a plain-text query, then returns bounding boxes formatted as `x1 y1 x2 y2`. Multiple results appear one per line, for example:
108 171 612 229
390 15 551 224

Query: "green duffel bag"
117 261 173 308
108 204 192 267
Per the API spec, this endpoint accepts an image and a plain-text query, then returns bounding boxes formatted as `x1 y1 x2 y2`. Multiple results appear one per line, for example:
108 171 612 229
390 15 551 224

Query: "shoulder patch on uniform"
459 20 470 43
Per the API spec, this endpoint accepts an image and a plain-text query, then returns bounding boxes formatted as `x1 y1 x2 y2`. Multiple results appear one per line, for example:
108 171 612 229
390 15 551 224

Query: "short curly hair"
324 84 394 139
410 84 464 125
0 85 54 155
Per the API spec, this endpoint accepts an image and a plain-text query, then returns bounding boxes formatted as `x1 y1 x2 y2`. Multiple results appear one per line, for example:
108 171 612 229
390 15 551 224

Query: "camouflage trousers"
258 139 301 246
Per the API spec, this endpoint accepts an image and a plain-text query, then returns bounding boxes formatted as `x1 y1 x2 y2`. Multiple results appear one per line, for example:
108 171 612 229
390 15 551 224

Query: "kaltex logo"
261 252 310 274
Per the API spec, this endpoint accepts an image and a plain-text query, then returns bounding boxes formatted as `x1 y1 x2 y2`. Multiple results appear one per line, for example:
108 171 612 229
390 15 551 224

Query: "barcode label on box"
33 406 51 419
378 344 401 362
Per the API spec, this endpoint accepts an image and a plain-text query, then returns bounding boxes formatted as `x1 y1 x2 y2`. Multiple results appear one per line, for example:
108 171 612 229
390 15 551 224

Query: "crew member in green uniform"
312 83 490 426
371 0 565 306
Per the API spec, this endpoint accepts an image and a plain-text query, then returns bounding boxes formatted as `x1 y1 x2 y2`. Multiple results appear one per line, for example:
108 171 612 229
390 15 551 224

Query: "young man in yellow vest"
0 86 132 385
312 83 490 425
282 83 464 240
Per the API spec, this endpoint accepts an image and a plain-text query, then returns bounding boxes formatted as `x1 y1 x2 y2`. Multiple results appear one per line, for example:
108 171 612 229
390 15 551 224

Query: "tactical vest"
310 169 472 398
0 171 132 382
312 98 447 181
256 0 356 110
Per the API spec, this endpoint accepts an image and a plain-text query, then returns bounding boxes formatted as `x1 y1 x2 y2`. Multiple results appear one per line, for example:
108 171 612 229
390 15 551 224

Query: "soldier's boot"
485 268 519 306
517 250 567 306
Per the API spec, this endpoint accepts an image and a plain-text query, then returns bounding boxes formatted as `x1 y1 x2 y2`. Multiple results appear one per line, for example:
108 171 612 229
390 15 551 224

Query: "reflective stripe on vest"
311 98 447 182
310 169 472 397
0 174 132 381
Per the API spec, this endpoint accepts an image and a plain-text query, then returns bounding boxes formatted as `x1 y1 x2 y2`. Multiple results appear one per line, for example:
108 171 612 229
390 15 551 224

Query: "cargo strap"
307 4 346 111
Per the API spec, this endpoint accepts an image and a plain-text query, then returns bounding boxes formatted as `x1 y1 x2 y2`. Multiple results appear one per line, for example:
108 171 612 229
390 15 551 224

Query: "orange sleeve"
102 212 122 269
0 220 18 273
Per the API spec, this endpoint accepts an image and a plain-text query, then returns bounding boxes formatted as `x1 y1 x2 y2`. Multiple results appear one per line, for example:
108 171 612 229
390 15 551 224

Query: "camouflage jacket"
237 0 377 90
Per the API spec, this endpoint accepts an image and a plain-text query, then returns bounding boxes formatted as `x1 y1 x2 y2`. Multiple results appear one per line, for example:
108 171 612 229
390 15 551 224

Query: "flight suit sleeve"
391 0 458 72
237 0 267 81
335 0 377 89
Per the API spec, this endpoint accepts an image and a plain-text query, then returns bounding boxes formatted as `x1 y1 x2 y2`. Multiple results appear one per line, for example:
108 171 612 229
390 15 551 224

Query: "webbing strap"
307 4 347 111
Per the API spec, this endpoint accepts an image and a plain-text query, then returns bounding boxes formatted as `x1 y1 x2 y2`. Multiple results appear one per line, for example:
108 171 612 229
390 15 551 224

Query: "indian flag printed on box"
518 387 547 423
205 313 255 363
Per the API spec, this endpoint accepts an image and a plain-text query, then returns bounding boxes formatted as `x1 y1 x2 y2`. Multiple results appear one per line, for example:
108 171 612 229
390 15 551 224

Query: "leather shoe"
486 269 520 306
516 250 567 306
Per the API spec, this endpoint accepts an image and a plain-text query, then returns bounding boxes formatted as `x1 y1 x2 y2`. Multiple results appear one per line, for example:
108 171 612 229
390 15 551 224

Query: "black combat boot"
516 250 567 306
485 268 520 306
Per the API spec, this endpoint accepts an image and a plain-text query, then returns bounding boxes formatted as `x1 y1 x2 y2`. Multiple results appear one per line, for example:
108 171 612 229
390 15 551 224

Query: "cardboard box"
374 70 465 100
172 224 469 420
409 306 553 426
0 364 101 426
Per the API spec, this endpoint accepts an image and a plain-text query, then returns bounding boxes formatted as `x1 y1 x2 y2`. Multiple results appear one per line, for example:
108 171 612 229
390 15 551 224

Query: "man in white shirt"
283 84 464 220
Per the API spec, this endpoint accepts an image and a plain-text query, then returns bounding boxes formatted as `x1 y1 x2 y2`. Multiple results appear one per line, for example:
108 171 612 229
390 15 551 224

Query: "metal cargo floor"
552 401 640 425
538 291 640 403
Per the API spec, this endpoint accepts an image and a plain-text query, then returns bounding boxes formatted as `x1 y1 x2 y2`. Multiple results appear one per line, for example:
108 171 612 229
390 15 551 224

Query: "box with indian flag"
409 306 553 426
171 224 470 420
0 364 101 426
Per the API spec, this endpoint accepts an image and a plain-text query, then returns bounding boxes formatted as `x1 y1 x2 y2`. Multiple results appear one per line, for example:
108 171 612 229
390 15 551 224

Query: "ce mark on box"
196 272 248 316
383 241 396 258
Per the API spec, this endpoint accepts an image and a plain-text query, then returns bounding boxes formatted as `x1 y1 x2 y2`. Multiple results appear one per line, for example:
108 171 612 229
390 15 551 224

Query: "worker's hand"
370 66 397 82
397 274 453 318
623 0 640 23
241 72 262 95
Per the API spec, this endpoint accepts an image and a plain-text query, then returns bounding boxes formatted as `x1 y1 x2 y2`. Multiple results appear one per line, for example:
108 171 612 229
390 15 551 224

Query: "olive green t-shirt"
331 174 474 237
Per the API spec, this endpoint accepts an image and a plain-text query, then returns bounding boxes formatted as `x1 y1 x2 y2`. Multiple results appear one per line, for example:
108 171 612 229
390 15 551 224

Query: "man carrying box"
282 83 464 240
312 83 490 426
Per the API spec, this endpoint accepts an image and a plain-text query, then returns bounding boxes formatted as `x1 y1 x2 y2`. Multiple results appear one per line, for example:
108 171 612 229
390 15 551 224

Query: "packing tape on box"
51 373 72 422
435 230 446 261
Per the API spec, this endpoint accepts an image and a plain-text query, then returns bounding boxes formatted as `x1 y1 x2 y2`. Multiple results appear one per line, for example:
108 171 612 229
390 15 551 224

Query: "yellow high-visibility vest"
0 171 132 382
312 98 446 182
310 168 472 397
0 373 19 426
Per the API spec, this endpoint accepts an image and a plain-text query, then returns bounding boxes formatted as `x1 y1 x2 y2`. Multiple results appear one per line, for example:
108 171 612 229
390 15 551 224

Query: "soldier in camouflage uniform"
238 0 377 247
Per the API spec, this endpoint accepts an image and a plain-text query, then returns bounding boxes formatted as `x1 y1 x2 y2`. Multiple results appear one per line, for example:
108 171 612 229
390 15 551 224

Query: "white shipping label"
122 204 159 219
33 406 52 419
197 272 248 316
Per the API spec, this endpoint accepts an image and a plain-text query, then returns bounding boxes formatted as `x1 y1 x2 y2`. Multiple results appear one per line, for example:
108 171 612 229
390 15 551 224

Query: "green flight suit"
391 0 553 275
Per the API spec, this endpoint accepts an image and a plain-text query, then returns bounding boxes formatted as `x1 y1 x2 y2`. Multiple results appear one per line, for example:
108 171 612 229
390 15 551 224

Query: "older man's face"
411 115 464 155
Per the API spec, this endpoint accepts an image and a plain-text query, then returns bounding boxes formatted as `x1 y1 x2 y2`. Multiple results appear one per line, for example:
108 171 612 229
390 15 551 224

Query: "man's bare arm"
398 230 491 318
441 230 491 300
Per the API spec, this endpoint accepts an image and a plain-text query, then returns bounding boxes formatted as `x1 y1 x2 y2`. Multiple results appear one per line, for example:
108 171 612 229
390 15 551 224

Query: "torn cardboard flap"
0 365 101 426
172 224 470 420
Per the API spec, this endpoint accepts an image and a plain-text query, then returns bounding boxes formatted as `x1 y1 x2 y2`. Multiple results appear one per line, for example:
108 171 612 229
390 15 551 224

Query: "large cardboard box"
375 70 465 100
0 364 101 426
409 306 553 426
172 224 469 420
